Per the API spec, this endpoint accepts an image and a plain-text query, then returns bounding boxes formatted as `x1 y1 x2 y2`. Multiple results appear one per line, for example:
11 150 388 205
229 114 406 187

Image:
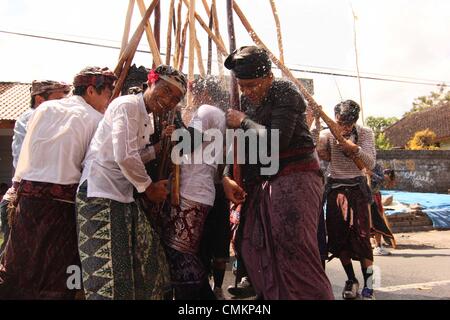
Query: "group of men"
0 45 384 300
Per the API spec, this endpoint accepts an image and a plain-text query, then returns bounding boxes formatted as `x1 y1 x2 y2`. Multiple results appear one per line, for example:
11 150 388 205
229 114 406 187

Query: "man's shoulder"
357 125 375 136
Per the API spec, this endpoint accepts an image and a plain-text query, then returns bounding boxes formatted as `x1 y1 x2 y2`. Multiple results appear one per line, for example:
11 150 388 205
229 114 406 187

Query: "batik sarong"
162 197 212 299
76 181 170 300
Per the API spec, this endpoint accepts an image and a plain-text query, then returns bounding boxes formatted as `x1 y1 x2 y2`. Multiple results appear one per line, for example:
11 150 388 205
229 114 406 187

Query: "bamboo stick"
195 36 206 77
115 0 160 77
227 0 239 110
188 0 196 109
153 0 161 67
165 0 175 65
120 0 135 57
112 0 160 99
177 14 190 71
154 0 161 49
232 0 369 171
201 0 210 16
181 0 228 56
173 0 183 67
211 0 224 79
207 3 213 75
269 0 284 64
136 0 162 66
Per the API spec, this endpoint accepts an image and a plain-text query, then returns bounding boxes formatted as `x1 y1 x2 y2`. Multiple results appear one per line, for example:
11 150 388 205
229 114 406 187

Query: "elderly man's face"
144 81 184 115
237 74 273 105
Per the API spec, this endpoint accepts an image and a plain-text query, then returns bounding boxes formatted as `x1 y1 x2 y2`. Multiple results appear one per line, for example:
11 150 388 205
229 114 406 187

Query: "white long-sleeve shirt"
14 95 103 185
11 108 35 170
80 94 156 203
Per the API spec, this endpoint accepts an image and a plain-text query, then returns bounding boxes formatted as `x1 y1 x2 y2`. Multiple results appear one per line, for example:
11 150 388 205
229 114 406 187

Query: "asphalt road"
219 232 450 300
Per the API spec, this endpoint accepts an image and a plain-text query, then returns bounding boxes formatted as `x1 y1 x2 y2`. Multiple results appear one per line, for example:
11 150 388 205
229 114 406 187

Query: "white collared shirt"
14 95 103 185
80 94 155 203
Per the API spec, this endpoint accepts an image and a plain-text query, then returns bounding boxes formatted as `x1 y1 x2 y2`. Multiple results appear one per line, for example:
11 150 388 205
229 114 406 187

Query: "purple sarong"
240 171 334 300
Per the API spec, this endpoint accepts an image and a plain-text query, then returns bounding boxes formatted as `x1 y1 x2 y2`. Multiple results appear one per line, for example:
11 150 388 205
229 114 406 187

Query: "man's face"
87 85 113 114
336 114 355 136
144 81 184 115
34 90 68 108
237 75 272 105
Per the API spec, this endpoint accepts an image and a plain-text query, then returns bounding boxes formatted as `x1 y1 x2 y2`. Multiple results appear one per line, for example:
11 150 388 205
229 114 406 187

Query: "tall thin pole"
351 4 365 125
188 0 196 108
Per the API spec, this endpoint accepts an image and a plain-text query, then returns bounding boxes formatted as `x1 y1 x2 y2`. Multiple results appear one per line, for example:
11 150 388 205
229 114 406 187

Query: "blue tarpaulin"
381 190 450 229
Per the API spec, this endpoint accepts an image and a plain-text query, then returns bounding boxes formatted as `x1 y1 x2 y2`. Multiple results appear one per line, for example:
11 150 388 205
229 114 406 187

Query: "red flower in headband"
147 69 160 84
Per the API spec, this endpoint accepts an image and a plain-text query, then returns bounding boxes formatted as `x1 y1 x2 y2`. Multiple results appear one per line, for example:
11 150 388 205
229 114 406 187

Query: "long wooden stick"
207 3 213 74
177 14 190 71
195 37 206 77
269 0 284 64
136 0 162 66
113 0 160 100
201 0 210 16
188 0 196 110
153 0 161 67
211 0 224 79
115 0 160 77
227 0 239 110
120 0 135 57
173 0 183 67
232 0 369 171
181 0 228 56
165 0 175 65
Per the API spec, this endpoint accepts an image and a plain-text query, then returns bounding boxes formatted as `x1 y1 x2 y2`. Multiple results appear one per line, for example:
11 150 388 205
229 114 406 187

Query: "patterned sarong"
0 180 81 299
76 181 170 300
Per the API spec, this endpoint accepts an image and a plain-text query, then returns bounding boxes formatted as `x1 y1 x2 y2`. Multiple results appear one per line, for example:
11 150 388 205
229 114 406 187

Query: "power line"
1 29 448 87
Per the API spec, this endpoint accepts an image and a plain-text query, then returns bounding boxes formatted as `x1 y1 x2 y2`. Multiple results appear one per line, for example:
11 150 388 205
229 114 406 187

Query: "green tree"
366 116 398 150
404 83 450 117
375 132 393 150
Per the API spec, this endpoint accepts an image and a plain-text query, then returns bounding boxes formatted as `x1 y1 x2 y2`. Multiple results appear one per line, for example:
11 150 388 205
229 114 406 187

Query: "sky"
0 0 449 120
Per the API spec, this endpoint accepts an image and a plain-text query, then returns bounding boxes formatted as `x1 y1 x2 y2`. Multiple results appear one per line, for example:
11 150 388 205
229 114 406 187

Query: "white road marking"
377 280 450 292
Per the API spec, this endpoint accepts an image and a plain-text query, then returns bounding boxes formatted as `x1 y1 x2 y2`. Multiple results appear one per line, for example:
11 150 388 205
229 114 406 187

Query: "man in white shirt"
0 67 116 300
161 76 227 300
0 80 70 255
76 65 187 300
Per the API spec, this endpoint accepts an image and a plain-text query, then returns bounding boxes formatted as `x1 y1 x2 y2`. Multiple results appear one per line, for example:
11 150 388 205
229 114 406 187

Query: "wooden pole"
120 0 135 57
201 0 210 16
207 3 213 74
153 0 161 67
136 0 162 66
181 0 228 56
173 0 183 67
351 5 365 125
269 0 284 64
113 0 160 100
227 0 239 110
211 0 224 79
188 0 196 109
232 0 369 171
165 0 175 65
195 37 206 77
177 14 190 71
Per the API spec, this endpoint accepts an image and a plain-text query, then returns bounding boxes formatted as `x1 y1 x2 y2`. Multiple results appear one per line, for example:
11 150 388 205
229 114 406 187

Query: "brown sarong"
0 180 81 299
240 170 334 300
326 185 374 262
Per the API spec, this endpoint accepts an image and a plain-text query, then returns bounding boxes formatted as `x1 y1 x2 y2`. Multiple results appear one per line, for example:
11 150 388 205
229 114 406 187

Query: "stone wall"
377 150 450 194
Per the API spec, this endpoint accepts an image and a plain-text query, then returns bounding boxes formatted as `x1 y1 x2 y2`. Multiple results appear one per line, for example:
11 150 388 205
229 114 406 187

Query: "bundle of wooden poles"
112 0 371 207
